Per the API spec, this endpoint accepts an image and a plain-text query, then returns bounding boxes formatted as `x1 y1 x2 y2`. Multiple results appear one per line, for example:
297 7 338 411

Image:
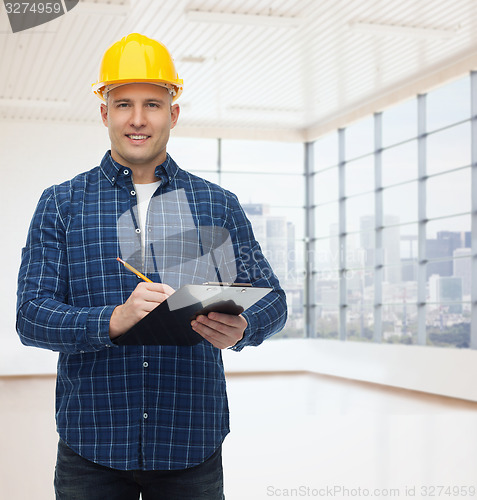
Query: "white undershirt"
134 181 161 260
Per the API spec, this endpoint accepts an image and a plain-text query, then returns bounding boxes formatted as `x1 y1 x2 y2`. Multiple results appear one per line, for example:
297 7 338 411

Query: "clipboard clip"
202 282 252 287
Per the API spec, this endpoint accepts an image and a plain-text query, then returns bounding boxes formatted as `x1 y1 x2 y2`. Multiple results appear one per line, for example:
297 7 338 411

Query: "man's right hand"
109 282 175 339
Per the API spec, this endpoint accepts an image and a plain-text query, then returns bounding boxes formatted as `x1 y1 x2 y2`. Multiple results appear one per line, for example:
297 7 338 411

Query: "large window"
169 72 476 349
221 140 304 339
310 74 474 348
168 136 305 339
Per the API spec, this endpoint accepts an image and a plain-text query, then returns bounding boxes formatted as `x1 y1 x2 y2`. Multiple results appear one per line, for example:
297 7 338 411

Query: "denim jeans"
54 439 225 500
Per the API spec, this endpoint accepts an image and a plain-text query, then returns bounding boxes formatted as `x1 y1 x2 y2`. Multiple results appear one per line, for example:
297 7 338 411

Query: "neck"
110 150 167 184
130 166 160 184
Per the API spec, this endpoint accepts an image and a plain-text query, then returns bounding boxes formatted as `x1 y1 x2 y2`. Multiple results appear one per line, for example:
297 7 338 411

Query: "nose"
130 105 146 128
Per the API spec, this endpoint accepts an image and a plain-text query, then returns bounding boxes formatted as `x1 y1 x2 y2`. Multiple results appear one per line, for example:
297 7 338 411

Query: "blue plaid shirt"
16 151 287 471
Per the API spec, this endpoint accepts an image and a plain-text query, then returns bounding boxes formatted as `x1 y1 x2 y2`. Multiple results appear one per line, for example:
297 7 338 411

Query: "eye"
116 103 129 108
146 102 160 108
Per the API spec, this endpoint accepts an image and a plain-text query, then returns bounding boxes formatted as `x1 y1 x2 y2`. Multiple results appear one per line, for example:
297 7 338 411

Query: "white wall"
0 119 109 374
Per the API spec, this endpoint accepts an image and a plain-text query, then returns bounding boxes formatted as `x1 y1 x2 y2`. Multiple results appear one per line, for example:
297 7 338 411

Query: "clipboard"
112 283 272 346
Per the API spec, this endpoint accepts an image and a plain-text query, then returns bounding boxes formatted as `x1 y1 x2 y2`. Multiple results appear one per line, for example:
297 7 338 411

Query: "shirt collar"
100 151 179 186
154 153 179 185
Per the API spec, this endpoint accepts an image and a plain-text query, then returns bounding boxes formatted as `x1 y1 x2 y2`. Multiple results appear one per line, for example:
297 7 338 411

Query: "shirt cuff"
86 305 118 350
229 311 254 352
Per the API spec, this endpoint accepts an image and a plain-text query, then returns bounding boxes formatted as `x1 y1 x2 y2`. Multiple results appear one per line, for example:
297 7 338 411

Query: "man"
16 33 287 500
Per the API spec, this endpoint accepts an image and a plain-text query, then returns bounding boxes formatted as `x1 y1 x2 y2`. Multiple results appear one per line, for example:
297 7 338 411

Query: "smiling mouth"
126 134 149 140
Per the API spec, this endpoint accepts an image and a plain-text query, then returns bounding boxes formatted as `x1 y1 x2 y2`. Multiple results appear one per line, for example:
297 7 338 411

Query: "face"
100 83 179 173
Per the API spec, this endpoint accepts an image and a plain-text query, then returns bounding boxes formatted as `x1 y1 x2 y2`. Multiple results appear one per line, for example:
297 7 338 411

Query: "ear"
100 103 108 127
170 104 180 130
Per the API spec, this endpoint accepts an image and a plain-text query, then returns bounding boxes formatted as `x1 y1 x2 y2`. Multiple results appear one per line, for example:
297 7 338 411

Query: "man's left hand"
191 313 247 349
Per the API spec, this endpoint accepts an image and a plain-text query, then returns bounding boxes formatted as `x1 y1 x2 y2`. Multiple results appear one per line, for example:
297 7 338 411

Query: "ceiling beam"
185 9 303 28
348 21 461 40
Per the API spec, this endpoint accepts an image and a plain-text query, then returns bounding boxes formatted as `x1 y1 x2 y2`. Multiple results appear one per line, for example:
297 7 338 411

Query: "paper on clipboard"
167 283 270 312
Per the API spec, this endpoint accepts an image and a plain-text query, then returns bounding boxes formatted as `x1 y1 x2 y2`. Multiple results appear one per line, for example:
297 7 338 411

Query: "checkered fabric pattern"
16 151 287 471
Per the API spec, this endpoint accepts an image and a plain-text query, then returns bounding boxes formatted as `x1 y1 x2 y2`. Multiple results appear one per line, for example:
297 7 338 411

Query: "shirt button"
130 190 136 196
111 177 115 182
143 413 148 419
123 169 129 175
135 228 141 234
143 362 148 368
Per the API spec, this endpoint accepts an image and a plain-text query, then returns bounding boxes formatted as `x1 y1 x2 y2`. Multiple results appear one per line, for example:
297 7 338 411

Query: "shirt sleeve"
224 192 288 351
16 186 117 354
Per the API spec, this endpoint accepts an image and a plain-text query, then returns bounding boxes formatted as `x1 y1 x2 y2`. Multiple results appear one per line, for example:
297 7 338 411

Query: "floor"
1 373 477 500
224 373 477 500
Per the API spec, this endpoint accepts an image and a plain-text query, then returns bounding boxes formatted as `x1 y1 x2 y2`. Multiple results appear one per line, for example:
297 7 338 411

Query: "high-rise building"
266 216 288 282
242 203 295 285
359 215 400 283
428 274 463 314
465 231 471 248
453 248 471 296
400 235 418 282
401 258 417 282
427 231 467 278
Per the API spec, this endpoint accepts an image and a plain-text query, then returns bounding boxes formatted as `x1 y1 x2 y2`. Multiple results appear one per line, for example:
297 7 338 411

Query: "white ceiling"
2 0 477 142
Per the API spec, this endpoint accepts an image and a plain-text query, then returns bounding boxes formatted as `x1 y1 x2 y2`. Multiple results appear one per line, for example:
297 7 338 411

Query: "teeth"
128 135 148 140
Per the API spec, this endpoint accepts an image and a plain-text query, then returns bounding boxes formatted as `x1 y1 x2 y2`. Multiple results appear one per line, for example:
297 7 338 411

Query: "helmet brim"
92 79 183 102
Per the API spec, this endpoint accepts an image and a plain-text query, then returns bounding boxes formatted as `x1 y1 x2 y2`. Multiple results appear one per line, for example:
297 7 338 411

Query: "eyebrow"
112 98 167 105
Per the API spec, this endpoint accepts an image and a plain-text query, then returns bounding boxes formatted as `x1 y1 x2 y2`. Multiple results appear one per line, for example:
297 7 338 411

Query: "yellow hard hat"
92 33 183 102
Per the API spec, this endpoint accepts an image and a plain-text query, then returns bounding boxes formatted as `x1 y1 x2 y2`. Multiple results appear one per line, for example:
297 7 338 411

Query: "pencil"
117 257 153 283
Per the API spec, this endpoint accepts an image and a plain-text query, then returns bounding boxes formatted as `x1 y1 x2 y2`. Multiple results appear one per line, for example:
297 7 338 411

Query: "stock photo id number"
3 1 78 32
